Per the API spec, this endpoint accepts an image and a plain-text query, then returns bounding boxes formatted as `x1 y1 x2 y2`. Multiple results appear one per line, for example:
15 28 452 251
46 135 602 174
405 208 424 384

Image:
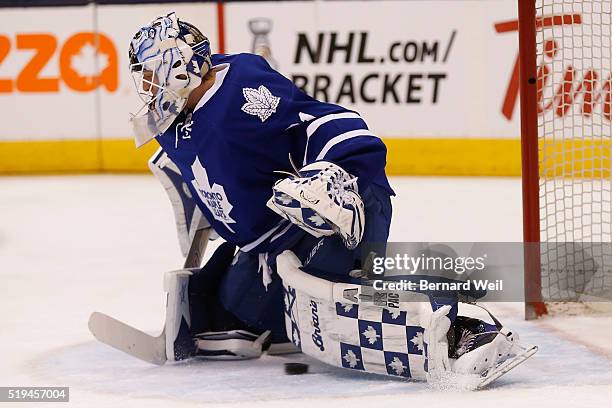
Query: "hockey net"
519 0 612 318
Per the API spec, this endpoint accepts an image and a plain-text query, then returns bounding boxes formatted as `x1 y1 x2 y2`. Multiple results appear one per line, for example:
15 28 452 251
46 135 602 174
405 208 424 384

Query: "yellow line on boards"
0 138 525 176
384 138 521 176
0 139 159 174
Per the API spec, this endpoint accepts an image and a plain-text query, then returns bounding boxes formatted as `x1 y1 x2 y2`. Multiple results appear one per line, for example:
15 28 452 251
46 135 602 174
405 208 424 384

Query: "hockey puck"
284 362 309 375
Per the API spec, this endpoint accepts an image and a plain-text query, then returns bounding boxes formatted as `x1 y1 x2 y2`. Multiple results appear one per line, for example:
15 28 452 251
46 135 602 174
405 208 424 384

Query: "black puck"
284 362 309 375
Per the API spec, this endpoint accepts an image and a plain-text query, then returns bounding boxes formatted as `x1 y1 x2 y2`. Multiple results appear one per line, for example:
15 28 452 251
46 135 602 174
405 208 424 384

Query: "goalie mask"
129 12 212 147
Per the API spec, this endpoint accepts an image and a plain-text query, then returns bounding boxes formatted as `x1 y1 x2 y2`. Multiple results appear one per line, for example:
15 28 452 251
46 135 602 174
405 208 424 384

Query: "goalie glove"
267 161 365 250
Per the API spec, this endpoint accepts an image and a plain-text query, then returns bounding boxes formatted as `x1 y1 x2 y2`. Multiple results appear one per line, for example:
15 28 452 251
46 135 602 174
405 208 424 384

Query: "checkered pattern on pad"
335 302 426 378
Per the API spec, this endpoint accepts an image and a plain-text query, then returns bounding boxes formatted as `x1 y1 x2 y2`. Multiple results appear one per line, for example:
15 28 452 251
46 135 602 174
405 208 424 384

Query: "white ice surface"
1 175 612 407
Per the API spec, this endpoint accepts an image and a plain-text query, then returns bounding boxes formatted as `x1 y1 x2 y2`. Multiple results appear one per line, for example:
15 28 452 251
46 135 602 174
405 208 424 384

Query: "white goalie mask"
129 12 212 147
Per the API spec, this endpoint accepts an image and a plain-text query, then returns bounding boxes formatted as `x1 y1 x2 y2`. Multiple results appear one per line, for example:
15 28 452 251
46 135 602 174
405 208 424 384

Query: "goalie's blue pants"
194 184 392 343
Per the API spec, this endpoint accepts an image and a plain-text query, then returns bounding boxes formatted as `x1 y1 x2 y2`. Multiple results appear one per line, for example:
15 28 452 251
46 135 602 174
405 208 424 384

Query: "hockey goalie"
91 12 536 389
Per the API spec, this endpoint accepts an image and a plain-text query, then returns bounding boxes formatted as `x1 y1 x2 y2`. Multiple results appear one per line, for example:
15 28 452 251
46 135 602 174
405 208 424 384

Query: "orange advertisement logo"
0 32 118 93
496 14 612 122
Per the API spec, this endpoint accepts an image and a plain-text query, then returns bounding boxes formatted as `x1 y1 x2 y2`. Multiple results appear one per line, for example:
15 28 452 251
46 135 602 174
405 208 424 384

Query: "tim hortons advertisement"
496 12 612 134
225 0 522 139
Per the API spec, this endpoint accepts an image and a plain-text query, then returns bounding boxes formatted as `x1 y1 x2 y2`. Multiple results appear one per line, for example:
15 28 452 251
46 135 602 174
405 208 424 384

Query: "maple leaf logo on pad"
362 326 380 345
343 350 361 368
292 328 301 347
241 85 280 122
411 331 425 353
388 357 407 376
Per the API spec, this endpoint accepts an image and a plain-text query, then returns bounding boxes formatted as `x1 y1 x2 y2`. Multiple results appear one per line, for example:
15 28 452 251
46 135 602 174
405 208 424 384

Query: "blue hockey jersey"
155 53 393 254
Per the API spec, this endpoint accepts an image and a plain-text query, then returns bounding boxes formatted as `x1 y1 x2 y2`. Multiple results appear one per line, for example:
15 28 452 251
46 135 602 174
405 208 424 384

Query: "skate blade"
476 345 538 389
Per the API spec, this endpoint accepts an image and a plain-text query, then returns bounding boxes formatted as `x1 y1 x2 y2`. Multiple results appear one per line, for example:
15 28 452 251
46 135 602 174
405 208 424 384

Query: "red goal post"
519 0 612 319
518 0 546 319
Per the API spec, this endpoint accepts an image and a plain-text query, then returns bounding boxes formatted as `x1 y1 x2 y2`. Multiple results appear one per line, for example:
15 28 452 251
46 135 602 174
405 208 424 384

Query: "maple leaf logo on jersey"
241 85 280 122
191 157 236 233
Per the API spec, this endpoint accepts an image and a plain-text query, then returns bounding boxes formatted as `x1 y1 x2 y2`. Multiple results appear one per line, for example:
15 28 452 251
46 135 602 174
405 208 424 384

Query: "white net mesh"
535 0 612 302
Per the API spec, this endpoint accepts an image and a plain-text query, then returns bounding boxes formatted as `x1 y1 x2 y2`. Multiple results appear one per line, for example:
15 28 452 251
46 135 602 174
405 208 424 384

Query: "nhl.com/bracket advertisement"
226 0 520 139
286 30 451 107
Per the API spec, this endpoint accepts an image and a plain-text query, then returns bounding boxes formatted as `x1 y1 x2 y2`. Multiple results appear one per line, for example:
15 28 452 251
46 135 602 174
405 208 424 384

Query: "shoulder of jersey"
211 52 265 67
192 53 276 128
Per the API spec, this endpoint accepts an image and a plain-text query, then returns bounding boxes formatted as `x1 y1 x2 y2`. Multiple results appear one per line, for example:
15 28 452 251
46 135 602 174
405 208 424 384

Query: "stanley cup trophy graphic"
248 18 278 69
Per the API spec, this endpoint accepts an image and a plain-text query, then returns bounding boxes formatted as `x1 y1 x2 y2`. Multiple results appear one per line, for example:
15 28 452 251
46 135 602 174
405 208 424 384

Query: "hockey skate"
447 307 538 389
